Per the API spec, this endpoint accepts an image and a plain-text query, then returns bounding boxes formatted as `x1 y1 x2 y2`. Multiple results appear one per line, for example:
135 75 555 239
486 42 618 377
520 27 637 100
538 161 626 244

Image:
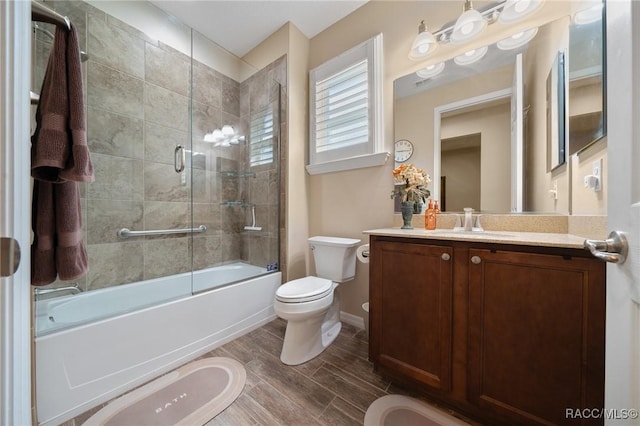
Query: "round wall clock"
394 139 414 162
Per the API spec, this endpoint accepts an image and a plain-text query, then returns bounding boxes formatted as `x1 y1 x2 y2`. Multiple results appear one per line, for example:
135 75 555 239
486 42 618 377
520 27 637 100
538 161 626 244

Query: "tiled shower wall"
34 1 285 292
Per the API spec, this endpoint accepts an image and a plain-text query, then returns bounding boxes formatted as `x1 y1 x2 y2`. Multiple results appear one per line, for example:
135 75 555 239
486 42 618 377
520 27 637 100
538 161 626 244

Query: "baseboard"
340 310 365 330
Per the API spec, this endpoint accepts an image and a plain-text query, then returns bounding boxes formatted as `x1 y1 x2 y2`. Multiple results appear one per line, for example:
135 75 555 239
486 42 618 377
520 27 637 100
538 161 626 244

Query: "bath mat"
364 394 471 426
83 357 246 426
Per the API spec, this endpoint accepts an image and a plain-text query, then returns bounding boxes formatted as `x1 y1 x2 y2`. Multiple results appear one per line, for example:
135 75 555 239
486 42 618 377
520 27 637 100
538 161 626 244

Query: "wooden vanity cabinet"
369 239 454 392
369 235 606 426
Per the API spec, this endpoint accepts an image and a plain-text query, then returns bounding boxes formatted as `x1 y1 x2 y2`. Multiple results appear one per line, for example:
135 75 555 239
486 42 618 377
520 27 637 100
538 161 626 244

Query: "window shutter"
249 106 274 167
307 33 385 174
314 59 369 154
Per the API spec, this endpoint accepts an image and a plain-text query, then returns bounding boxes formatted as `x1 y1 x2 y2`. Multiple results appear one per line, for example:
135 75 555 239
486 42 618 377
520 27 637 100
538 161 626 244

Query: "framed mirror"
393 0 606 214
547 51 566 171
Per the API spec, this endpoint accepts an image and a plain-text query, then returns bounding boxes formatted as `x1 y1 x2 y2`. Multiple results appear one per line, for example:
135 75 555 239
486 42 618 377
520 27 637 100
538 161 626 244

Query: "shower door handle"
174 145 185 173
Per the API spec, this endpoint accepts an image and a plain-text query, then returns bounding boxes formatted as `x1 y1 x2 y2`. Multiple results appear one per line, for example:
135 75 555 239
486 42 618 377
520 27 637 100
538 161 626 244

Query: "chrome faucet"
33 284 82 301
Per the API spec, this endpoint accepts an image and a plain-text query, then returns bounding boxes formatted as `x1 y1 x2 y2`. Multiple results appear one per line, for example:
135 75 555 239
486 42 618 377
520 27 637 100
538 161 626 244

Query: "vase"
413 200 423 214
400 201 414 229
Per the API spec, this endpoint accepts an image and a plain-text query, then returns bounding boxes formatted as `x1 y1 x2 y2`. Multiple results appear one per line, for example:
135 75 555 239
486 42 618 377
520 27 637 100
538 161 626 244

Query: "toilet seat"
275 276 333 303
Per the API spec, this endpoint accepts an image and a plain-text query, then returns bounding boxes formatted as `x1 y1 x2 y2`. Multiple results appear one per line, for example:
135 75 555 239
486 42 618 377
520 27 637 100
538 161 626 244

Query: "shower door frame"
0 1 33 424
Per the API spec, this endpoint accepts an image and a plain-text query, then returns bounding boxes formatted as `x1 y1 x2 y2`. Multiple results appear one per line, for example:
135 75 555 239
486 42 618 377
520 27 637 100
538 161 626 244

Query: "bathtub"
35 262 268 336
35 264 281 426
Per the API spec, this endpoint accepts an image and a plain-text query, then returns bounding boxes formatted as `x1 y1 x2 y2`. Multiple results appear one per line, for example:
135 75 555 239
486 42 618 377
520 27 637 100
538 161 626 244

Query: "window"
307 33 387 175
249 106 274 167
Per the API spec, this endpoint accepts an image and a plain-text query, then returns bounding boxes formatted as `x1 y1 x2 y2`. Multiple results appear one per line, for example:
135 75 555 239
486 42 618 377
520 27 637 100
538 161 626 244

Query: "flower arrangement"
391 163 431 204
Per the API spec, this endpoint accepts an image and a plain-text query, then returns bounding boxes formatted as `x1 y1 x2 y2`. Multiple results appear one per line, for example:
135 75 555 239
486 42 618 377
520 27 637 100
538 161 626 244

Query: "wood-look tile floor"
202 318 392 426
70 318 461 425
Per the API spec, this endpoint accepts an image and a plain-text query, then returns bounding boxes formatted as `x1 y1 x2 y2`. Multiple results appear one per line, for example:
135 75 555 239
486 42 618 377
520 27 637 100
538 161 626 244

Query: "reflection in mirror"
437 90 512 212
568 0 605 155
394 0 606 214
547 51 566 171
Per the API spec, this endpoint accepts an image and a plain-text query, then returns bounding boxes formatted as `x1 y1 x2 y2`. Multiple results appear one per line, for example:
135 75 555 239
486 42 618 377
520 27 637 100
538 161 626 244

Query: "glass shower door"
190 30 283 293
32 0 196 334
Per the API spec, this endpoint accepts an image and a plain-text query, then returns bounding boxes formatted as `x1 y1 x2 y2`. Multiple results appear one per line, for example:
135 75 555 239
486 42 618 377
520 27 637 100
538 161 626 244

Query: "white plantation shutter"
315 59 369 153
249 106 274 167
308 34 384 173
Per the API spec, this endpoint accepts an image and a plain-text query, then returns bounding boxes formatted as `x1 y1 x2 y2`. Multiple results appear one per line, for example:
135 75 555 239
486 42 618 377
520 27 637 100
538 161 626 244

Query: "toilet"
274 236 361 365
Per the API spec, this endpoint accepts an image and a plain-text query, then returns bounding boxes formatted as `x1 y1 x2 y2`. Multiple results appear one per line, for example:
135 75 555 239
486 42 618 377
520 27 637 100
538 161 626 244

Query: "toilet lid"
276 276 333 303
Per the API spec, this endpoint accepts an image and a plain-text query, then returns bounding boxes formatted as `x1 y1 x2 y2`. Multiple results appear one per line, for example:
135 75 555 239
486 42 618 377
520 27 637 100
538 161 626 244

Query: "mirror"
547 51 566 170
393 1 606 213
568 1 605 155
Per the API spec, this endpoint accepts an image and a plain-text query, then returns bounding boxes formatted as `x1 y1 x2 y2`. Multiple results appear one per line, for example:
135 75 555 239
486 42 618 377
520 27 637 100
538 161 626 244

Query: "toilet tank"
309 236 361 282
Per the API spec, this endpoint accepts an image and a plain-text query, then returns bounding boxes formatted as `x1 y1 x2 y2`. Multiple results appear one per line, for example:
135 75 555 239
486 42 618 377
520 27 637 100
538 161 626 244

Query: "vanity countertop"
363 228 590 249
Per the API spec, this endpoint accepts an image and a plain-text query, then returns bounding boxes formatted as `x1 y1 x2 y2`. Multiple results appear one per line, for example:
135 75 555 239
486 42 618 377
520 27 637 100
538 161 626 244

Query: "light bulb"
409 28 438 60
454 45 488 65
497 27 538 50
211 129 224 141
499 0 544 24
416 62 445 79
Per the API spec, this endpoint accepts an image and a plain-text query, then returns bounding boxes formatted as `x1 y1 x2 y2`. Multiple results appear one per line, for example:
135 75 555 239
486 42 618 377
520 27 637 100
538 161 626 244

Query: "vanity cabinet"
370 240 453 391
369 235 606 426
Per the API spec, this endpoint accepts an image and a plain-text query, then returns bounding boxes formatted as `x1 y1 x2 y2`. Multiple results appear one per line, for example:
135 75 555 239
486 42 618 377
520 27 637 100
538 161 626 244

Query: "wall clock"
394 139 414 162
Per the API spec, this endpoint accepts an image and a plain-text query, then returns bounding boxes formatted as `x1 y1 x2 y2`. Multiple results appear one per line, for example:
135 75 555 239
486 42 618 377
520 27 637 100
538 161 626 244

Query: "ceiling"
148 1 368 58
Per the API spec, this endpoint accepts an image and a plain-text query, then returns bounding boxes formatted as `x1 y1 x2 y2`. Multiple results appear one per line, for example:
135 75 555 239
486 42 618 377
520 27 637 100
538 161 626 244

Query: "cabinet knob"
441 253 450 261
471 256 481 264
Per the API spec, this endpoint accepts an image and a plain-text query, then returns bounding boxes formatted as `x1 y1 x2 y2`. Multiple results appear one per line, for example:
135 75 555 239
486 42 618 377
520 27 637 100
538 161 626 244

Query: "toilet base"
278 290 342 366
280 317 341 366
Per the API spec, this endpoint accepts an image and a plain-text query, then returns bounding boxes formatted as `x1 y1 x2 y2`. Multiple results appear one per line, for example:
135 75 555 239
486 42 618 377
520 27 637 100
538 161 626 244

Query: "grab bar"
33 284 81 301
117 225 207 239
32 0 71 31
30 91 40 105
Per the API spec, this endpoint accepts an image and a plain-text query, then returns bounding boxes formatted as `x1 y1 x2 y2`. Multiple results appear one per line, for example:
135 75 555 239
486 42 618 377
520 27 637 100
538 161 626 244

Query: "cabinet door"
468 249 605 425
371 240 453 391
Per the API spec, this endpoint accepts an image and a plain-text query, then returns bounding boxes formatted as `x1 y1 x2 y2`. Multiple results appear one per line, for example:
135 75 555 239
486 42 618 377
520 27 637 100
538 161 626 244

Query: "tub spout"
34 284 82 300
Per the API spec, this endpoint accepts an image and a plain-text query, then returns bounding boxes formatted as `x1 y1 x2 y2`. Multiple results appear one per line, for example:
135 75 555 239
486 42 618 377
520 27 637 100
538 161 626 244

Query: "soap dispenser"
425 199 437 230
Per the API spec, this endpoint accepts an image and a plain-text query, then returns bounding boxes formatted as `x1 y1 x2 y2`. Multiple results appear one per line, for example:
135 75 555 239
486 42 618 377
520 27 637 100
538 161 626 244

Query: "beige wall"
441 102 512 212
243 1 608 320
441 144 482 211
243 23 311 282
308 0 600 318
395 65 513 199
571 137 607 214
524 16 571 213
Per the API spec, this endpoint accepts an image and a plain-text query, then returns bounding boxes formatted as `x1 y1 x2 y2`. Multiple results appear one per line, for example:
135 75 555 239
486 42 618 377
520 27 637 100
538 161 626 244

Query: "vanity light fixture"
499 0 544 24
408 0 545 60
497 27 538 50
451 0 487 44
204 125 245 146
409 21 438 60
454 45 489 65
416 62 445 79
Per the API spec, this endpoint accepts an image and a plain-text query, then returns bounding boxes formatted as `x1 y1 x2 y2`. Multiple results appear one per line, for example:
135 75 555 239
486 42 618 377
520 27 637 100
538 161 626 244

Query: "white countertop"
363 228 589 249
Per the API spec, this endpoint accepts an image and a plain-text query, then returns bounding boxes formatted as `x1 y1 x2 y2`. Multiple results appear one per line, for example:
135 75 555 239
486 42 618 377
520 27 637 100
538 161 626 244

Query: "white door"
0 2 32 425
603 0 640 423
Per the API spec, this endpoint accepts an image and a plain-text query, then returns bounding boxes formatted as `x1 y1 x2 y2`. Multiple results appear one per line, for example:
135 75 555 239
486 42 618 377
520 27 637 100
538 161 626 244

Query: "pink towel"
31 24 93 286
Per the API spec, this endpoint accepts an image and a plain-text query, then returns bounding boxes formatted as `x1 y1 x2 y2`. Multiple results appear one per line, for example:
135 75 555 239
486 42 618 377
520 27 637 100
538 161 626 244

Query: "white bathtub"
35 264 281 426
35 262 268 336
